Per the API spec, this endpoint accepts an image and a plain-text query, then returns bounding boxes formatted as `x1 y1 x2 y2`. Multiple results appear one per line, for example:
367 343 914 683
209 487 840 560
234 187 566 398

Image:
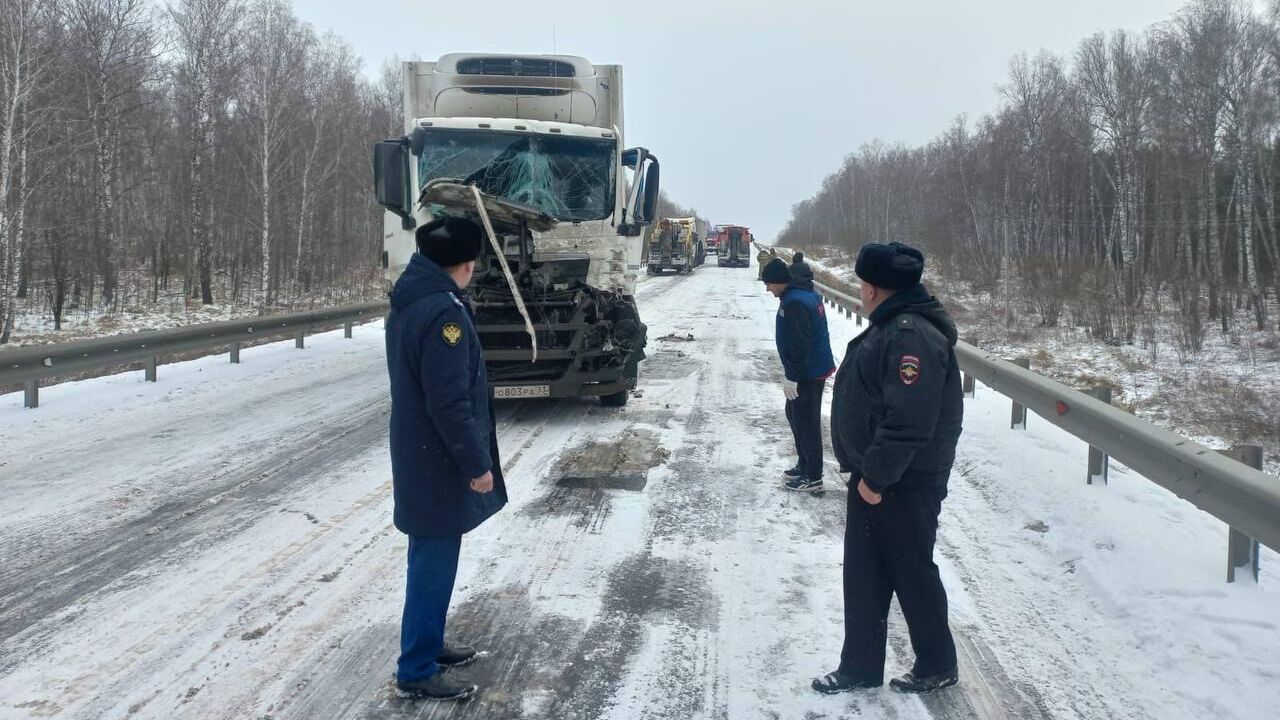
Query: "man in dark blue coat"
762 257 836 492
385 215 508 701
813 242 964 697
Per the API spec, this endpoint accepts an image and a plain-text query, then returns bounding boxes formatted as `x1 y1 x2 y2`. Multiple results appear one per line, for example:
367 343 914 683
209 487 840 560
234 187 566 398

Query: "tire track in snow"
280 273 720 719
0 400 389 674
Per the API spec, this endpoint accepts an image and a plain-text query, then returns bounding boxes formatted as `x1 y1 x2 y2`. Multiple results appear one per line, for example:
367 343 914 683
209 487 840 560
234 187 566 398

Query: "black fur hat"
854 242 924 290
416 216 484 268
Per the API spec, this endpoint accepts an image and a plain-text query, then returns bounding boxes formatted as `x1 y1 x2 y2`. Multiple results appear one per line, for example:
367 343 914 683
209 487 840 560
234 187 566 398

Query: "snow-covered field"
0 260 1276 720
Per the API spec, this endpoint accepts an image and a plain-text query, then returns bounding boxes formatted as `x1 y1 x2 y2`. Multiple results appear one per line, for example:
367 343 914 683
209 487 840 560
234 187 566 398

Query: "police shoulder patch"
899 354 921 385
442 322 463 347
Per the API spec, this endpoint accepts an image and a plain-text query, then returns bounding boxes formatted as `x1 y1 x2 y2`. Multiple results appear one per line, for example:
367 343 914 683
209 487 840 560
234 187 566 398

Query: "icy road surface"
1 264 1277 720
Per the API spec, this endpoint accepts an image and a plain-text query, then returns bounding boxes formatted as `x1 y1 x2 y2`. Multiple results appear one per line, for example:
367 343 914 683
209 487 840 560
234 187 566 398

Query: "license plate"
494 384 551 399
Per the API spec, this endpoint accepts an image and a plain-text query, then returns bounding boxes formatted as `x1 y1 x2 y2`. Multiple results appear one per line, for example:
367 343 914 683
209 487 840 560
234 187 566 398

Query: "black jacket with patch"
831 283 963 494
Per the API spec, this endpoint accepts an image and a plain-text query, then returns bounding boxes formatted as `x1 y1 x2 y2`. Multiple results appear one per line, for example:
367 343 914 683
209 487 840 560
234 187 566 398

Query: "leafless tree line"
0 0 402 342
779 0 1280 351
654 191 702 224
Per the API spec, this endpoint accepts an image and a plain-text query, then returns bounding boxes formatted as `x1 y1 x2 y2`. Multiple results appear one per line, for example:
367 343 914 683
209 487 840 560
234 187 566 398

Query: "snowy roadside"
821 285 1280 720
784 244 1280 476
1 282 385 350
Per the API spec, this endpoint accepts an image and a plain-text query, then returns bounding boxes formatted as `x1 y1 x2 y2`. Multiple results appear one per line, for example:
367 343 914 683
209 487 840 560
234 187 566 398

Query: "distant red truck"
715 225 753 268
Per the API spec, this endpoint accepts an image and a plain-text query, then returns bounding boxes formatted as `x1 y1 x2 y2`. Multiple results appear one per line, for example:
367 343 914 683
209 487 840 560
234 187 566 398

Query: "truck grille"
456 57 576 78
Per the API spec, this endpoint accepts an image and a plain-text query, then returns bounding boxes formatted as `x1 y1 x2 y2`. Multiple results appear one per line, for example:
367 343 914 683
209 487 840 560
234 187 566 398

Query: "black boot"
395 673 478 701
889 669 959 694
784 477 823 493
812 670 882 695
438 643 478 668
783 465 805 479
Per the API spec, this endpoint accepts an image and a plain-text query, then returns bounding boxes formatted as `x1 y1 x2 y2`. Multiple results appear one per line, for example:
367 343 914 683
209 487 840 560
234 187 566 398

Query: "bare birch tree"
0 0 55 342
169 0 244 305
241 0 305 309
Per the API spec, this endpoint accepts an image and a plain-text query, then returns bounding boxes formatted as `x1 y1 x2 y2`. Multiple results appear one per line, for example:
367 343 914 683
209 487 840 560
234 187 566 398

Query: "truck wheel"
600 389 629 407
602 355 641 408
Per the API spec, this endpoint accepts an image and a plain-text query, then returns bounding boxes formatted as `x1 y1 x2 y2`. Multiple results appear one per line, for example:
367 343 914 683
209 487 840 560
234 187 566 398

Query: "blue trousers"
397 534 462 683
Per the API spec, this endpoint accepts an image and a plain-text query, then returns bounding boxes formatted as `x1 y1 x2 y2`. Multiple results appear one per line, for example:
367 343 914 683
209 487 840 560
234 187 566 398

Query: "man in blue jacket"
385 215 508 701
813 242 963 697
762 257 836 492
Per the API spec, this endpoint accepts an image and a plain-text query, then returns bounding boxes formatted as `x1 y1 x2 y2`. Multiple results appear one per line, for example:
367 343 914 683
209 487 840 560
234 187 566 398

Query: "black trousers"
784 378 826 480
839 487 956 681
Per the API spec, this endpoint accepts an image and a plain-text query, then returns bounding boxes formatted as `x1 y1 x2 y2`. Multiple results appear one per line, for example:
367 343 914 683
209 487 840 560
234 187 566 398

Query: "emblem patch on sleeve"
442 323 463 347
899 354 921 385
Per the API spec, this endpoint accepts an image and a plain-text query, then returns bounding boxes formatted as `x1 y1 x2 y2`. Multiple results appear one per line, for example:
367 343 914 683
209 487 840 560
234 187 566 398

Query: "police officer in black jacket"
386 216 508 702
813 241 964 696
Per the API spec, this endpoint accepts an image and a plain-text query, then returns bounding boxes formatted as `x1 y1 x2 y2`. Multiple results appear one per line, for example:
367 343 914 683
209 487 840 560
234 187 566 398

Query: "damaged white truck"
372 54 660 406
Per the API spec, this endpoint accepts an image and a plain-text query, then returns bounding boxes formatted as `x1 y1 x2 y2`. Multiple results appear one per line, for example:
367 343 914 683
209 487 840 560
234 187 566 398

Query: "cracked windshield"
417 129 614 221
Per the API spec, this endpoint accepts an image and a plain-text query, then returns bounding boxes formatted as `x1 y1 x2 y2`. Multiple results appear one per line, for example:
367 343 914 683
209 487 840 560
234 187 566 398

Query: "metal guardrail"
763 243 1279 579
1 300 389 408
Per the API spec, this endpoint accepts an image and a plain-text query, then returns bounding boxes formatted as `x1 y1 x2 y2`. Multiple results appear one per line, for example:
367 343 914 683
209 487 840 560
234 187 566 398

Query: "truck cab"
373 54 660 406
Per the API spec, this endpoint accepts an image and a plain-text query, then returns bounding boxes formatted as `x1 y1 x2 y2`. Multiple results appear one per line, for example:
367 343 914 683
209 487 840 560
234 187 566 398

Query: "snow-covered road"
1 263 1276 720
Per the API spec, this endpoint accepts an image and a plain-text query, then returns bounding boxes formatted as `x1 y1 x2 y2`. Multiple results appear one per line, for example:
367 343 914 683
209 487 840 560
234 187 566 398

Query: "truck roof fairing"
413 117 617 141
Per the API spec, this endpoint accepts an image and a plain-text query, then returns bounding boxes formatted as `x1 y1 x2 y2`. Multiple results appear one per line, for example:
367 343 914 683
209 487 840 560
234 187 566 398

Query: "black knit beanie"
416 216 484 268
854 242 924 290
761 258 792 284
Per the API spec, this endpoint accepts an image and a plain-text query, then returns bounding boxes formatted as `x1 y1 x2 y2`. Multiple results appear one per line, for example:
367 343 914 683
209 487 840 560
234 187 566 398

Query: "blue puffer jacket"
775 278 837 382
385 253 507 537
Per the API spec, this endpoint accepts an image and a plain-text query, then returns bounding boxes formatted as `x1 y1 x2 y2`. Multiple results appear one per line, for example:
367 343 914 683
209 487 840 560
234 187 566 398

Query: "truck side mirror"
373 137 415 229
619 147 659 236
638 160 660 224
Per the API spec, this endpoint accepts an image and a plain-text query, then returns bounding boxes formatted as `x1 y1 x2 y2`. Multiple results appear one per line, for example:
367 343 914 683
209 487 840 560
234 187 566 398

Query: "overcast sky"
296 0 1195 241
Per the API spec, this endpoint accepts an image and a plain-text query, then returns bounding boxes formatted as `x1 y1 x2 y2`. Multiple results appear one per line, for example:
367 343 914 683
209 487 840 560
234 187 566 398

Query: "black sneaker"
437 643 478 668
889 669 959 694
784 477 823 493
812 670 882 694
395 673 478 701
783 465 805 479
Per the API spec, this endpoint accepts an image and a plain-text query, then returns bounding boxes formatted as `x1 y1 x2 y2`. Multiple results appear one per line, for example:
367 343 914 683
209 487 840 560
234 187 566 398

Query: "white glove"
782 379 799 401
